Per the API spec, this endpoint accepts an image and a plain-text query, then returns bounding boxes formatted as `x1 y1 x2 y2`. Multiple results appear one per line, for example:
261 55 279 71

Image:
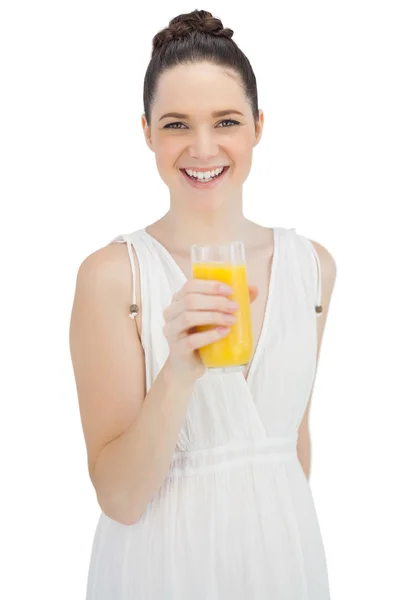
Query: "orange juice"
192 262 253 369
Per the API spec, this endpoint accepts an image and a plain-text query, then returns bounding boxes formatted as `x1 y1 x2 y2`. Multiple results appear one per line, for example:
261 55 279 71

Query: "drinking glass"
191 240 253 373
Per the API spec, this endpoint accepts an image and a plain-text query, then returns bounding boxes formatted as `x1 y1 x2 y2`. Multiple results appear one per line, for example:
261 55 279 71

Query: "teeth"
184 167 224 180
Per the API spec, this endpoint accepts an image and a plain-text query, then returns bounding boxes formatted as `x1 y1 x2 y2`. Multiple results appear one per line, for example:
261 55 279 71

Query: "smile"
179 166 230 188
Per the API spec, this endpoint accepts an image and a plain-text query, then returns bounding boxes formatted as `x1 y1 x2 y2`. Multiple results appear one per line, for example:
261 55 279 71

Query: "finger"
179 309 235 333
165 290 236 322
179 325 231 351
248 285 259 303
166 316 220 345
173 279 232 304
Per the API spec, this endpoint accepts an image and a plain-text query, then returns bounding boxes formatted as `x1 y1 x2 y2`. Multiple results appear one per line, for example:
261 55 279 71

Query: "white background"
1 1 399 598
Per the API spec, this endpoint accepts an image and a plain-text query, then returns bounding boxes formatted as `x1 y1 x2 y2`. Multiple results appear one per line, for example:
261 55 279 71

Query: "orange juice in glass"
191 240 253 373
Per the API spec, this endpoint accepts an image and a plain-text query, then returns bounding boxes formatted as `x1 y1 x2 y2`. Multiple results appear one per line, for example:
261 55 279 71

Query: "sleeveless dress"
85 226 331 599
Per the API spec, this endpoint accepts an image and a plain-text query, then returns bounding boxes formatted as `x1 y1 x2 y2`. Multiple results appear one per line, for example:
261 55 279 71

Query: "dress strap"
126 240 139 320
108 234 139 320
309 241 323 316
291 229 323 317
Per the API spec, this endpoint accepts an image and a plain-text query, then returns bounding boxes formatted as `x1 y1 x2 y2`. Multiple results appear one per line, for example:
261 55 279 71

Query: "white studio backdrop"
1 1 399 598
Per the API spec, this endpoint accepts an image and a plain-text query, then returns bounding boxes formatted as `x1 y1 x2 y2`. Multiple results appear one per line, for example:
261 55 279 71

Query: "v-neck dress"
85 226 330 599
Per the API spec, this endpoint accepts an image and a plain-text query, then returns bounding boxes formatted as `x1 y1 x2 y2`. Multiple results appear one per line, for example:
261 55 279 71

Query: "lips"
179 166 230 188
179 167 229 190
180 166 228 171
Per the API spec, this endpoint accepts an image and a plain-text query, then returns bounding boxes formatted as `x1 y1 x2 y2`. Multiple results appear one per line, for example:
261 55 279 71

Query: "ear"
254 109 264 147
141 114 153 150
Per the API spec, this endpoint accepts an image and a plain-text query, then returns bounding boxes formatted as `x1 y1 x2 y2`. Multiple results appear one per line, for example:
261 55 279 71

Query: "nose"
188 129 220 162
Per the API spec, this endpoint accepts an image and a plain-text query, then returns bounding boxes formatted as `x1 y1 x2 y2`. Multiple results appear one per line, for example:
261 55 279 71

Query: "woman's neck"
149 212 263 252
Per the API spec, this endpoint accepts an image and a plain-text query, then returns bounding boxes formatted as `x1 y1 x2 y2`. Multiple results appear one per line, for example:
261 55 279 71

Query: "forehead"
154 62 246 115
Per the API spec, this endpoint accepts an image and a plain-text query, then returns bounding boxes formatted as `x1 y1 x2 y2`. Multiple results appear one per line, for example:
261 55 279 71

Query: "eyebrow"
159 109 244 121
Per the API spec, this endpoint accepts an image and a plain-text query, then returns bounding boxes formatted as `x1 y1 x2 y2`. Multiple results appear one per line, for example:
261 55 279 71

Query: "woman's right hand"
162 278 240 385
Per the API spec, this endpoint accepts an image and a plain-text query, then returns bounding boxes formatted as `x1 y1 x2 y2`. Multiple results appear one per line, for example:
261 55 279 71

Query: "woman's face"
142 62 264 209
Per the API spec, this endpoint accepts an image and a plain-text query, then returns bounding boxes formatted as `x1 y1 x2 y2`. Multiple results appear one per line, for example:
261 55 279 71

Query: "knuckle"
184 295 195 311
186 335 196 350
207 311 217 323
223 298 232 310
182 312 192 327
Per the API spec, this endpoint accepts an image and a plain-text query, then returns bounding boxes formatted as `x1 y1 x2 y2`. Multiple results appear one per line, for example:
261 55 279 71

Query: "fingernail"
220 284 233 294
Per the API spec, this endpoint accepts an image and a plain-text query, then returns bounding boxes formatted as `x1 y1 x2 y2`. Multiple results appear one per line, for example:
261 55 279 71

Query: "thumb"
248 285 259 303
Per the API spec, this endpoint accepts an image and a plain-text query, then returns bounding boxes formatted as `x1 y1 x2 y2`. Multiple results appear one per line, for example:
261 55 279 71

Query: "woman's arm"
69 245 195 526
297 240 337 481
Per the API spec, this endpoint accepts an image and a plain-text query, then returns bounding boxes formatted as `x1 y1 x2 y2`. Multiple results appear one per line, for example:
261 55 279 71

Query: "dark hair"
143 9 259 127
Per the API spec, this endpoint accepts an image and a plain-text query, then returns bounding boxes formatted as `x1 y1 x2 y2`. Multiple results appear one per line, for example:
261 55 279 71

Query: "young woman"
70 9 336 599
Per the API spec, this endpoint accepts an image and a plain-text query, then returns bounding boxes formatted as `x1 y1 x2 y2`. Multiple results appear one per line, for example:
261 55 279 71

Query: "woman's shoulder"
75 245 136 327
78 238 143 339
294 230 337 278
80 238 133 277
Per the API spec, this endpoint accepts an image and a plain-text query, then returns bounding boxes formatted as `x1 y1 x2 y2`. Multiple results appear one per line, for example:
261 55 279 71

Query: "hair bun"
152 10 234 54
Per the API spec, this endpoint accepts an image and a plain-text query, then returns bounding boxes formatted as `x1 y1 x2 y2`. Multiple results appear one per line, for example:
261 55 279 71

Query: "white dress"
85 226 331 599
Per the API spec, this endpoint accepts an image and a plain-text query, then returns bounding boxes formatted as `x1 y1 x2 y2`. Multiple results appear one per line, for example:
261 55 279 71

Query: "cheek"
225 130 253 155
237 130 255 151
229 138 254 171
155 137 183 169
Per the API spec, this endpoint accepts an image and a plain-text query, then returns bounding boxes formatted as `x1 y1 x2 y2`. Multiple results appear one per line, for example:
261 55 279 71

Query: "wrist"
163 357 198 391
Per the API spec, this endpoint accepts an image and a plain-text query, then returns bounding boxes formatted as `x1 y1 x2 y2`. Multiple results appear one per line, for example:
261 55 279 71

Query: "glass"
191 239 253 373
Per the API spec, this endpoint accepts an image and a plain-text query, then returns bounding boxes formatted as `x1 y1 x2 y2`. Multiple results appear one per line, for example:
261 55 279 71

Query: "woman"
69 9 336 599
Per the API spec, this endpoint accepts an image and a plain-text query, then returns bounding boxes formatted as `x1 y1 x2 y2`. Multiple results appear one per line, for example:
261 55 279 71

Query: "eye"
163 119 240 130
164 122 186 129
218 119 240 127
